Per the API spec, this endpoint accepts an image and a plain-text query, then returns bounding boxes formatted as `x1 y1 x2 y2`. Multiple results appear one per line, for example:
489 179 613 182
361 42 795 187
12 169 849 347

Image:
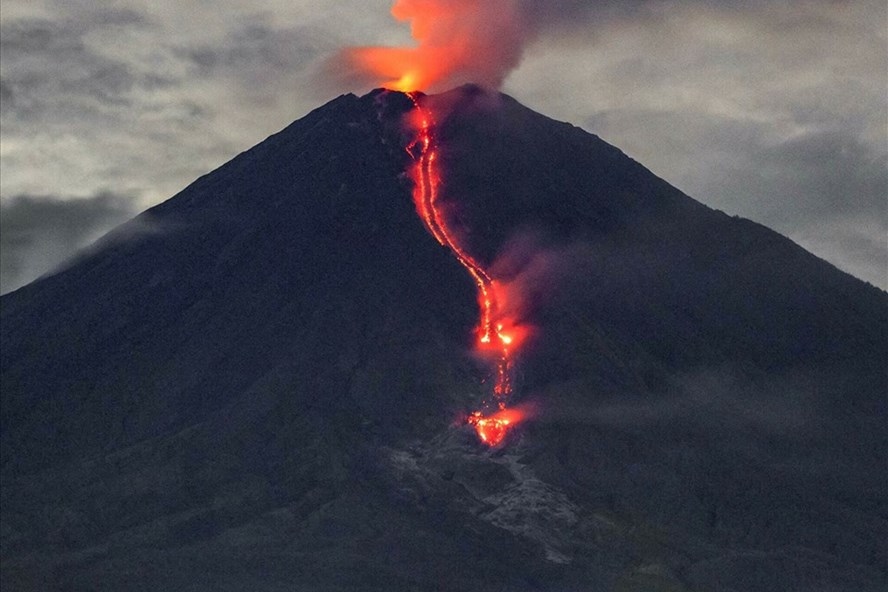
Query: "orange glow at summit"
347 1 537 445
343 0 528 92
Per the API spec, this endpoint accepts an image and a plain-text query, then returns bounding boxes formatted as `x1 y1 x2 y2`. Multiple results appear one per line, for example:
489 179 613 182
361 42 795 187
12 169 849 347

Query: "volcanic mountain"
2 85 886 591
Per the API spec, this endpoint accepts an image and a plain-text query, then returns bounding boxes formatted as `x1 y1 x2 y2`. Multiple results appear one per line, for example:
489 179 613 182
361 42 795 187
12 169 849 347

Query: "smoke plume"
330 0 535 92
325 0 673 92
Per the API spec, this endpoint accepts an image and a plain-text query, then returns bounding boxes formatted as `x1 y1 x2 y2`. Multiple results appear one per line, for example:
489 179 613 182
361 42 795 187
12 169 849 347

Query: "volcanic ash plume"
333 0 534 92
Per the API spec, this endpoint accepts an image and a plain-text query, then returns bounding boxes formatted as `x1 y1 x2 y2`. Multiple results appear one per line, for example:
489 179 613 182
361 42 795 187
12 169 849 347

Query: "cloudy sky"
1 0 885 293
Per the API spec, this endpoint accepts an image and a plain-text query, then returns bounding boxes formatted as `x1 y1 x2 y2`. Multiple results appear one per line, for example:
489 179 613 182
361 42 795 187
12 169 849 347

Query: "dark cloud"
0 7 312 214
179 18 331 101
584 105 886 286
692 128 886 285
0 193 137 294
184 21 324 75
0 0 884 290
0 15 156 123
0 78 14 114
738 130 886 225
520 0 867 29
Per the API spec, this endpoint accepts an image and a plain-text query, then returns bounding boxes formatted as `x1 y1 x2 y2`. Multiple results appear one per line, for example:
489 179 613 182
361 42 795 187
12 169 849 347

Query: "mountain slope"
2 86 886 591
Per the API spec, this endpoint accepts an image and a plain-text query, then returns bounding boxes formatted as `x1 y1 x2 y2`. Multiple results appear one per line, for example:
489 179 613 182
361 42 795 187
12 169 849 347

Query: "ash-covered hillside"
2 85 886 591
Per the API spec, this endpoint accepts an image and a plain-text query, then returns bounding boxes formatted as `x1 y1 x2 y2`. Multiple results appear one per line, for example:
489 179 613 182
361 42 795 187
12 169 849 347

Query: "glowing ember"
467 408 526 447
404 92 527 445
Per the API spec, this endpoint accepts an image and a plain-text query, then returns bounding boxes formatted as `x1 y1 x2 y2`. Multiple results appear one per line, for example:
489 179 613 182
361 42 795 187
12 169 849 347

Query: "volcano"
2 86 886 591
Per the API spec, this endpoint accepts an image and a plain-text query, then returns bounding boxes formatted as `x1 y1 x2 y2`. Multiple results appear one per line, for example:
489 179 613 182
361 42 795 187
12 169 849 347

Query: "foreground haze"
2 87 886 591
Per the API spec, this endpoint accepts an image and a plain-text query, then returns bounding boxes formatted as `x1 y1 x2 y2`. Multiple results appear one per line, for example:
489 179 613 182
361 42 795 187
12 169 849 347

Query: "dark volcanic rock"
2 86 886 591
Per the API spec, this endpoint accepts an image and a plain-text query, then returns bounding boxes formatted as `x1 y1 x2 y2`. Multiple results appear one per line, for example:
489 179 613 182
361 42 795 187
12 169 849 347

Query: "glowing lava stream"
404 92 521 446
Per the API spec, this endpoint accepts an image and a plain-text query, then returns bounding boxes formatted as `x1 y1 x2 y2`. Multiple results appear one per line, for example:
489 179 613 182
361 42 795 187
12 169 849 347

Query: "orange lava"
467 408 526 447
341 0 534 445
404 92 527 445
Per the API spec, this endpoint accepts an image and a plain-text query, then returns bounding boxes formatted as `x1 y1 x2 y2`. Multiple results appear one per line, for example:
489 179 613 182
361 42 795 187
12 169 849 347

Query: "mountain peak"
2 87 886 590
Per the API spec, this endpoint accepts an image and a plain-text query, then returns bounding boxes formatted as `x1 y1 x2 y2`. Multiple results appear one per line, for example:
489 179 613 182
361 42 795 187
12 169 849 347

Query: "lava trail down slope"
2 86 886 591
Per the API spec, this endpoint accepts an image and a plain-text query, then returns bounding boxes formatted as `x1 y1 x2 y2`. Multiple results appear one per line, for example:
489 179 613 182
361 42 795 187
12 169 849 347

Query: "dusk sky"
1 0 885 293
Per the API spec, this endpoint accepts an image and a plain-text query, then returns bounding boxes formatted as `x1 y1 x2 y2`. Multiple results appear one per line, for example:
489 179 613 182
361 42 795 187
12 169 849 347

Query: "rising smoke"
332 0 531 91
326 0 861 94
327 0 650 91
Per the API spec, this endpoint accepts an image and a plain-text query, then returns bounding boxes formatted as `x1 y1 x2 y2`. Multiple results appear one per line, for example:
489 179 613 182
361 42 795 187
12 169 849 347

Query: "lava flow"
346 1 534 445
404 93 525 446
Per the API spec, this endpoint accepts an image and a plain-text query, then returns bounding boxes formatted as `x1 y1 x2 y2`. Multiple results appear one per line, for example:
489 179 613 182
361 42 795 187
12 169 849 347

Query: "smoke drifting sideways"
329 0 533 92
325 0 664 93
477 234 588 374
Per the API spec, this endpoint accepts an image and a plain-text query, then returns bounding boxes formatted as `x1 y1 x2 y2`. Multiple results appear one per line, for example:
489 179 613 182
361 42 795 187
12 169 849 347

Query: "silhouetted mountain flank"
2 85 886 591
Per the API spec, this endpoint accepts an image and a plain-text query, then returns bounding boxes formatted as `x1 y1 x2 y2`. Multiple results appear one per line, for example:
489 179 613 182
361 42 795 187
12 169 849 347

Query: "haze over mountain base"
2 86 886 591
